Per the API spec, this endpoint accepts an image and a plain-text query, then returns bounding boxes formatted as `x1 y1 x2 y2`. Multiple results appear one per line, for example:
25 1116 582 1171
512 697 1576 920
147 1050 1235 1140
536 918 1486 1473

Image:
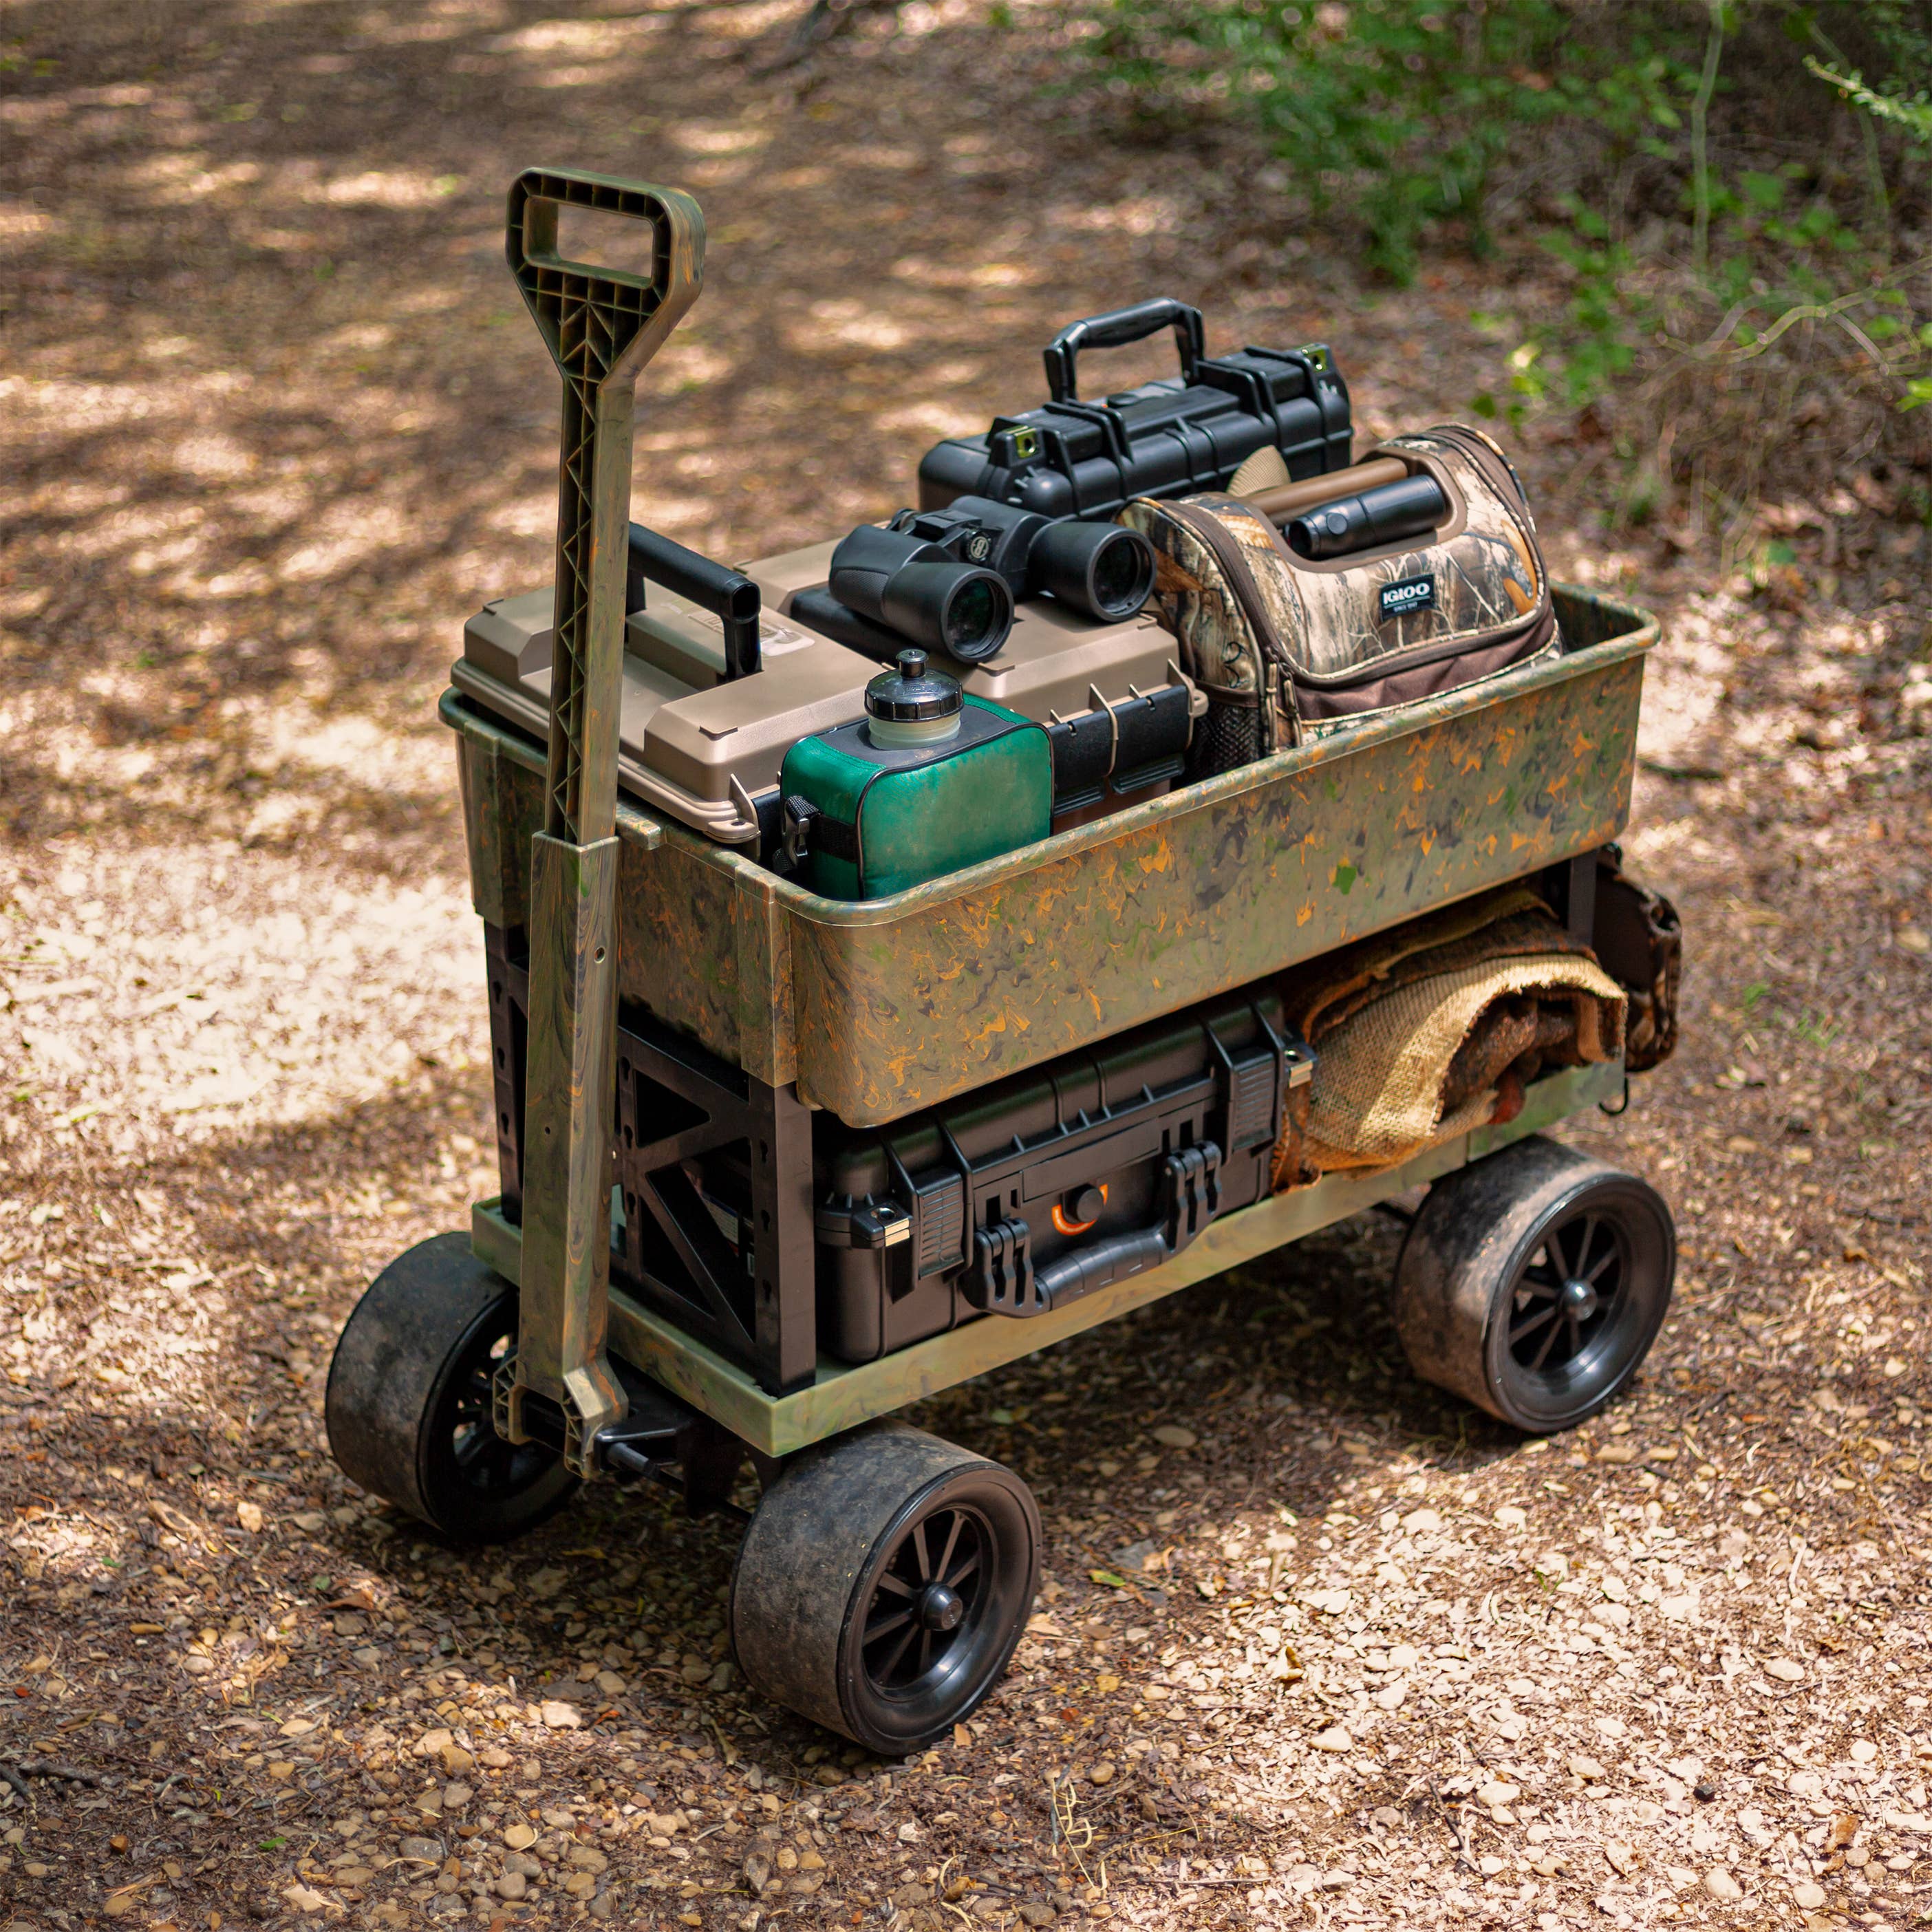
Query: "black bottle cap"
864 649 963 724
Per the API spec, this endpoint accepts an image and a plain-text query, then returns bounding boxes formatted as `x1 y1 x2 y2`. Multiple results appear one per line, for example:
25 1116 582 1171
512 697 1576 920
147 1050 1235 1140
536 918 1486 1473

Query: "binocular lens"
943 577 1004 658
1086 529 1156 619
828 524 1017 663
880 559 1014 664
1033 521 1156 623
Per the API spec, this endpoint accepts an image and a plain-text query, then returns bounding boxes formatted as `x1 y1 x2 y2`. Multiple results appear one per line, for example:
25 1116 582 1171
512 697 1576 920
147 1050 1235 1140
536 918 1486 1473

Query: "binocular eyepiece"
826 524 1014 663
823 495 1156 665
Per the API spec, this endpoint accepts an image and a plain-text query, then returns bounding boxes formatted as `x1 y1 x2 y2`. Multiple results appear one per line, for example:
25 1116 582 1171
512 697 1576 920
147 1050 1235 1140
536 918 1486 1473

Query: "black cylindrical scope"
828 524 1014 664
1285 473 1448 561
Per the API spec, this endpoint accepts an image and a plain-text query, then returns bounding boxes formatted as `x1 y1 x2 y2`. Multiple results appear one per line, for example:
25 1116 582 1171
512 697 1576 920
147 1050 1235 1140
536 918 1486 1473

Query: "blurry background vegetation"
1050 0 1932 571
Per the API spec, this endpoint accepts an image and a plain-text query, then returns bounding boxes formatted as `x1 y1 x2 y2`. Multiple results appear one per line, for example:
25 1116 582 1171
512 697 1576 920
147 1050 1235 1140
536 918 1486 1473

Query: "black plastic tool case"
916 301 1353 521
815 988 1298 1362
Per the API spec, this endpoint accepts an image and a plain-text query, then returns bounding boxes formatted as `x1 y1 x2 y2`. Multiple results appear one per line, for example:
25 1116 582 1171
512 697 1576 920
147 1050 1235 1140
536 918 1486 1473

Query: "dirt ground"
3 3 1931 1931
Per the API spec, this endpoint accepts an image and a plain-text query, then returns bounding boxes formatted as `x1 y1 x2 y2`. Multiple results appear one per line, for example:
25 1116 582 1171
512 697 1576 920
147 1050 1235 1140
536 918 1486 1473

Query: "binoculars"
804 495 1157 665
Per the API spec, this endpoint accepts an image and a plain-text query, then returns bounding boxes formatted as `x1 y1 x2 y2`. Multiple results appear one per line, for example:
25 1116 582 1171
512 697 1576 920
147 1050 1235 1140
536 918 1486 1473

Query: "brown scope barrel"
1245 455 1408 522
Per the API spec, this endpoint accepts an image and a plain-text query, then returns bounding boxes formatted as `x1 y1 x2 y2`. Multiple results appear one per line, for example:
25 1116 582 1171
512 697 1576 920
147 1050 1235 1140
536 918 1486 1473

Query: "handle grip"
1032 1224 1170 1307
627 524 761 680
506 168 705 381
1042 298 1205 405
505 168 705 846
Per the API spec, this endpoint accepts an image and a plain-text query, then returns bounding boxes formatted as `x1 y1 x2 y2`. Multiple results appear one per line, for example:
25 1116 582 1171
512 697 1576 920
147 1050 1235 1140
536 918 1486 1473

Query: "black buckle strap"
779 795 859 870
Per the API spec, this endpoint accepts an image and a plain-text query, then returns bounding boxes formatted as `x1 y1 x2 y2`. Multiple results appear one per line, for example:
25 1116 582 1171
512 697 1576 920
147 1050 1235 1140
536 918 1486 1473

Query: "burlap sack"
1296 952 1625 1172
1273 891 1626 1186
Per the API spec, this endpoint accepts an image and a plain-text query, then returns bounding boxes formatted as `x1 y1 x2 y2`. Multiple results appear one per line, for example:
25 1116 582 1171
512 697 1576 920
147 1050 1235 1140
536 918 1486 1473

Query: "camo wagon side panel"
446 587 1653 1131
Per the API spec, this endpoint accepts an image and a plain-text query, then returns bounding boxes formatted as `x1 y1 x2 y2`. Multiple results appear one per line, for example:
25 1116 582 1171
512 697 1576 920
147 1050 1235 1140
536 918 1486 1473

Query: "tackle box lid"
745 539 1201 724
455 583 879 844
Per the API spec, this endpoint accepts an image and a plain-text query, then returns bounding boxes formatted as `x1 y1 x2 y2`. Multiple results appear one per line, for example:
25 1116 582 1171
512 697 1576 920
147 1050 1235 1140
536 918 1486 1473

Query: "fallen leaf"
1605 1840 1636 1876
1151 1424 1197 1450
283 1883 341 1915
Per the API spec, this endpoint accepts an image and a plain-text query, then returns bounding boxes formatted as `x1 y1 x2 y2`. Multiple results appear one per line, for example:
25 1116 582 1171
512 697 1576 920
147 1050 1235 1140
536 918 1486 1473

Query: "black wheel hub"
441 1325 559 1505
1508 1210 1626 1380
918 1582 965 1631
1558 1275 1600 1322
861 1505 987 1695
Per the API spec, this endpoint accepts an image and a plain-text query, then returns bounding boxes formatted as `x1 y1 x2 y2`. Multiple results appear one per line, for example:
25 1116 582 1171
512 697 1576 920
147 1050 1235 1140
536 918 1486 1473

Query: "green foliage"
1080 0 1691 281
1805 55 1932 141
1073 0 1932 531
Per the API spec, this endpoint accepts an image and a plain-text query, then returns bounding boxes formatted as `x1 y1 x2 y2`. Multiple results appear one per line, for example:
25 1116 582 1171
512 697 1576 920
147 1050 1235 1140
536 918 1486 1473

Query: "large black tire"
325 1233 577 1544
731 1423 1039 1756
1394 1135 1675 1433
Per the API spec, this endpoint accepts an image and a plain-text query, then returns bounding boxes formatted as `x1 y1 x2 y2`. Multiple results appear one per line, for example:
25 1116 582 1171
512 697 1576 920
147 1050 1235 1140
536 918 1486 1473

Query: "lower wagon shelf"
469 1058 1623 1458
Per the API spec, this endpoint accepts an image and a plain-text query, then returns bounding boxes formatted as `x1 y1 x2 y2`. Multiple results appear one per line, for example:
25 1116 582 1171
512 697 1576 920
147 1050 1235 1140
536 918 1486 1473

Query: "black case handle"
1042 299 1205 405
626 522 761 680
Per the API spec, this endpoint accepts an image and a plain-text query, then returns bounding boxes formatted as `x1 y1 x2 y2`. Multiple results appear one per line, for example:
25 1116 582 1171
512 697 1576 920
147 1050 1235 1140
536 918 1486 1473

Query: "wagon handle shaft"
507 168 705 846
497 168 705 1475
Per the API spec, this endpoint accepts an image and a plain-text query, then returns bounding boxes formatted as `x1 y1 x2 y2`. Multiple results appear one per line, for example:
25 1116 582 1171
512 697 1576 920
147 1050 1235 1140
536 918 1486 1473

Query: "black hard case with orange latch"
812 988 1308 1362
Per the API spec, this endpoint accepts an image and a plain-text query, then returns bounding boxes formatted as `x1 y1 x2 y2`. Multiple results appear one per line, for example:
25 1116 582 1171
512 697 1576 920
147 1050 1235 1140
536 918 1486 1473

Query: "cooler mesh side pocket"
1189 703 1263 780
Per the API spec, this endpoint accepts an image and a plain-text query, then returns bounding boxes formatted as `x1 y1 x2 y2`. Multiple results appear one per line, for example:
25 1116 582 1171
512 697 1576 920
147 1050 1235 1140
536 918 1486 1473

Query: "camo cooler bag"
1121 424 1559 773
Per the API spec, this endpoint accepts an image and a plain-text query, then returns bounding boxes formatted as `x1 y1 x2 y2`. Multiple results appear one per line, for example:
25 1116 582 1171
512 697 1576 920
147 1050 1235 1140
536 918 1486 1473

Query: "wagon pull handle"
506 167 705 847
498 169 705 1478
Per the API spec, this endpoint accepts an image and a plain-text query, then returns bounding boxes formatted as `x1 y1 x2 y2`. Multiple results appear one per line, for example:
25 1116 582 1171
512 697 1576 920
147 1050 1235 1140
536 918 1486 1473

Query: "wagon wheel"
325 1233 578 1543
1393 1135 1675 1432
730 1423 1039 1754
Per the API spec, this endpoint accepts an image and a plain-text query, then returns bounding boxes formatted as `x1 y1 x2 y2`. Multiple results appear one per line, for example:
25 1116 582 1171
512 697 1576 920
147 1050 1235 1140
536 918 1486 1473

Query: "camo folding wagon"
327 169 1683 1752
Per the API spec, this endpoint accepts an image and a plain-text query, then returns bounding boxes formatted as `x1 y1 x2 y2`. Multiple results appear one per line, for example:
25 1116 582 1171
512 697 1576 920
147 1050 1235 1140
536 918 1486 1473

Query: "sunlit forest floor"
2 3 1930 1930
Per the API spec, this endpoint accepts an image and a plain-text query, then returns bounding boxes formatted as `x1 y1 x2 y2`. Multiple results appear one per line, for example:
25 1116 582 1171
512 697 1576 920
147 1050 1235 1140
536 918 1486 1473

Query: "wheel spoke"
871 1571 915 1600
1585 1244 1619 1285
874 1622 917 1683
935 1512 965 1582
1530 1315 1565 1371
918 1629 933 1679
1576 1215 1604 1276
864 1605 914 1644
911 1520 933 1584
1510 1304 1560 1346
